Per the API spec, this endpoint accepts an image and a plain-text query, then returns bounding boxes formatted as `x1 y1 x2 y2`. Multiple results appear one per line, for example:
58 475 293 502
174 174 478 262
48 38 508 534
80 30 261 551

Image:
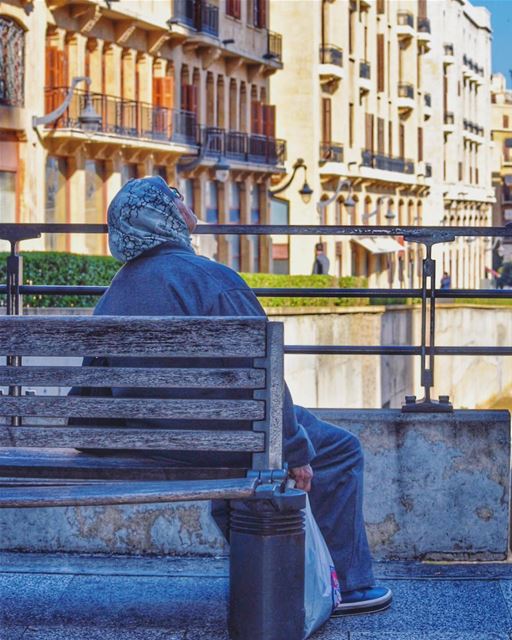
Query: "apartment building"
269 0 494 288
490 73 512 265
0 0 284 272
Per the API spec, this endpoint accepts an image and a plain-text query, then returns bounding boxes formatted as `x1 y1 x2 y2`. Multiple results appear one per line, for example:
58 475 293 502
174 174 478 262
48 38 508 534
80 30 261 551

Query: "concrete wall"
1 409 509 561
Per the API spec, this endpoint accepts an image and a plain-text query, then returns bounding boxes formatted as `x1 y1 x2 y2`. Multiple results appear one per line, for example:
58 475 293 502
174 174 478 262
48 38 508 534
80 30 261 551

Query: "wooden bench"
0 315 306 640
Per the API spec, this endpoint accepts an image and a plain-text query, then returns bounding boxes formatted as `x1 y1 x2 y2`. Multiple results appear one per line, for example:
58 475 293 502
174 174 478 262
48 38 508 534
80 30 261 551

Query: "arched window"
0 16 25 107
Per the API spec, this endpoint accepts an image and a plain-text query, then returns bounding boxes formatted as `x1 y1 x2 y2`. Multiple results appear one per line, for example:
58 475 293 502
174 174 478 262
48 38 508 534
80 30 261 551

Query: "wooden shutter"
504 115 509 129
262 104 276 138
153 77 163 106
399 123 405 158
377 34 385 93
418 0 427 19
46 47 65 88
322 98 332 143
377 0 385 14
388 121 393 155
377 117 385 154
227 0 241 18
181 84 198 115
365 113 374 152
162 76 174 109
443 73 448 112
418 127 423 162
251 100 263 134
349 103 354 147
259 0 267 28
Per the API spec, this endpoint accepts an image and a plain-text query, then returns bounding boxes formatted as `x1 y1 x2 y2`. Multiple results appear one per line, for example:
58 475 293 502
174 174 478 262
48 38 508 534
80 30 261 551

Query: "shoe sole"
331 595 393 617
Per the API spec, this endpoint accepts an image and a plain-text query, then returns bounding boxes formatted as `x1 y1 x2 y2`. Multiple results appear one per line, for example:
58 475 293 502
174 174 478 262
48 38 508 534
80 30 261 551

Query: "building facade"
0 0 285 272
490 73 512 266
269 0 494 288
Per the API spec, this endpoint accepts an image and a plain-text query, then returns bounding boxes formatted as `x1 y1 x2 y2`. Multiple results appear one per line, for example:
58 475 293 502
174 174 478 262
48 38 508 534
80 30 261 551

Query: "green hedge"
0 252 368 309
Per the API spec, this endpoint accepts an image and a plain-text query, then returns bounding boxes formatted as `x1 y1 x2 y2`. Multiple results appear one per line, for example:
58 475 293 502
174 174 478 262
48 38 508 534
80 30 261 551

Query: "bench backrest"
0 315 284 473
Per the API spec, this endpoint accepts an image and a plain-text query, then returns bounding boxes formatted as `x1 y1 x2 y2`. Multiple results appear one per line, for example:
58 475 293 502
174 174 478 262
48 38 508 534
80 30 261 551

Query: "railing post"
6 241 23 425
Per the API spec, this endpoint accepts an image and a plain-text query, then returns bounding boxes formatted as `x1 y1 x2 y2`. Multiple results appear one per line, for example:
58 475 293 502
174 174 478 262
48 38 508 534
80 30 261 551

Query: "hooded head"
107 176 194 262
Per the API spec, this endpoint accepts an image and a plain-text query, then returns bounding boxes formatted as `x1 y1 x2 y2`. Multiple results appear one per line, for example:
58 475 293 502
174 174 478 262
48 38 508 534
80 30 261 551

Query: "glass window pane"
206 180 219 223
121 163 137 185
153 165 167 181
45 156 68 251
270 197 289 225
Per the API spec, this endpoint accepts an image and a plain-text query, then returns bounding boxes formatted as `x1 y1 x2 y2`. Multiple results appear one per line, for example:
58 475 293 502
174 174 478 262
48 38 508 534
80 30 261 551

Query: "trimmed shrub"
0 252 368 309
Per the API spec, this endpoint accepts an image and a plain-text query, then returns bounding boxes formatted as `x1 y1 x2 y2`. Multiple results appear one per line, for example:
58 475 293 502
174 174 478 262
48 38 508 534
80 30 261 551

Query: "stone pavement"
1 553 512 639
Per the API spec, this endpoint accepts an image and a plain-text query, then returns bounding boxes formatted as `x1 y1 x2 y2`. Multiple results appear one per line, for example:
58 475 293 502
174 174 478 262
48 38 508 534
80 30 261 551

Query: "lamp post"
269 158 313 203
32 76 101 132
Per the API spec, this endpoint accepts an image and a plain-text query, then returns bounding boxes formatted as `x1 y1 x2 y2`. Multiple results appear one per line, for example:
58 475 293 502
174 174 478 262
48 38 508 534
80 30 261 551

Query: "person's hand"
289 464 314 492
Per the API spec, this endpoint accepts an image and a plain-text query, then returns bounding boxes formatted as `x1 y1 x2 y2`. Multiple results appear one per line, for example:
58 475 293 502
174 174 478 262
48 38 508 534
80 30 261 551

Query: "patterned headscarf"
107 176 192 262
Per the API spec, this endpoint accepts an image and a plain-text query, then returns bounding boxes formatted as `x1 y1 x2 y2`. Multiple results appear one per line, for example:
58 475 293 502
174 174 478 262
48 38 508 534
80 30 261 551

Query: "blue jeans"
294 406 375 592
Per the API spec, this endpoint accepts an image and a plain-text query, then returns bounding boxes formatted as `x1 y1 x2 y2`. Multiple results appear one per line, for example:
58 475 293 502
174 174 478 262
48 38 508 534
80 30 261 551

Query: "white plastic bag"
304 495 342 638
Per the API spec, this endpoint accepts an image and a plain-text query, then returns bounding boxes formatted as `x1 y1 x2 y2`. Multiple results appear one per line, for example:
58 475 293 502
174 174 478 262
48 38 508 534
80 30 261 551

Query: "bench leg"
228 488 306 640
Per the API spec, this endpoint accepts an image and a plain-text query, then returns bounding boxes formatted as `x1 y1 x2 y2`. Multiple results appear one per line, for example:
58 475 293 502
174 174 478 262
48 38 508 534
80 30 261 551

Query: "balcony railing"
425 162 432 178
463 120 484 136
444 112 455 125
172 0 219 36
320 142 344 163
397 11 414 28
398 82 414 99
200 126 286 166
319 44 343 67
360 60 371 79
266 31 282 62
424 93 432 107
2 222 510 416
361 150 415 174
417 17 431 33
444 43 454 56
44 87 198 146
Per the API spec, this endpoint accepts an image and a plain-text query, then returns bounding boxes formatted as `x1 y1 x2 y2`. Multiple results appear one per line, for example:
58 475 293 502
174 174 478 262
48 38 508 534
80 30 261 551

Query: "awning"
352 237 404 254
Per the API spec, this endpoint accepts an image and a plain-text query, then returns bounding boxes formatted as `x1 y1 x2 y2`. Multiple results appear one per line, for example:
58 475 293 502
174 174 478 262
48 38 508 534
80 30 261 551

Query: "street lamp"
32 76 101 132
269 158 313 204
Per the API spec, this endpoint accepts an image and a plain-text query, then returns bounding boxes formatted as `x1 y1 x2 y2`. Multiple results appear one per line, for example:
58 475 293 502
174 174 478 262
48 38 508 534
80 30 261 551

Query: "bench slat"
0 316 267 358
0 427 265 451
0 477 259 508
0 397 264 420
0 448 246 481
0 366 266 389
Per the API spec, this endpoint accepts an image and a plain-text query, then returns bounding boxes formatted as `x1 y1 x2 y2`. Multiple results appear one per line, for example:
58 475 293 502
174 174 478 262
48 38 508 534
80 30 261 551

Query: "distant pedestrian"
312 242 330 275
440 271 451 290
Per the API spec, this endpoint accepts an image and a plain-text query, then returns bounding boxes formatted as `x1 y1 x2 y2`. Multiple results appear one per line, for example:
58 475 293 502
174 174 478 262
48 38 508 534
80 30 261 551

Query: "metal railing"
361 150 415 174
266 31 283 62
200 126 286 166
417 17 431 33
444 111 455 125
319 45 343 67
397 11 414 28
319 142 344 163
398 82 414 100
44 87 198 146
2 222 512 415
173 0 219 36
444 43 454 56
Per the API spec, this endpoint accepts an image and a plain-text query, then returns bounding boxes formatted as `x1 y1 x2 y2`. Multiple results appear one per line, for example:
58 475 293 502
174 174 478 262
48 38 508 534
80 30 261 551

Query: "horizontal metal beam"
285 346 512 356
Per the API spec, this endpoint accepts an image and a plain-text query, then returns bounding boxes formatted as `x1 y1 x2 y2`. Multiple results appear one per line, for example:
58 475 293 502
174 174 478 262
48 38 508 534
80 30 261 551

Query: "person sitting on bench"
94 175 392 616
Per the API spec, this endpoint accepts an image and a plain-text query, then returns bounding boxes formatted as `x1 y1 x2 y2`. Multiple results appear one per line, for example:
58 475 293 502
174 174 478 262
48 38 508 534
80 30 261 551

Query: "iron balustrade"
43 87 198 145
319 142 344 163
398 82 415 100
417 17 431 33
319 45 343 67
0 17 25 108
266 31 283 62
444 43 454 56
359 60 371 79
200 126 286 165
397 11 414 28
2 222 512 415
361 151 415 174
444 111 455 125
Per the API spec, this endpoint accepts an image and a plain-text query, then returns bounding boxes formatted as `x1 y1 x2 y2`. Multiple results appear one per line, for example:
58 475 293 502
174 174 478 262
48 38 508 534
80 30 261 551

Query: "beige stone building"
490 73 512 265
269 0 494 288
0 0 285 272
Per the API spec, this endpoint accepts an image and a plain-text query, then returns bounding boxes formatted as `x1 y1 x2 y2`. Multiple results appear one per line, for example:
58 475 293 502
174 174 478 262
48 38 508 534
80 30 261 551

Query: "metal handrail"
1 222 512 414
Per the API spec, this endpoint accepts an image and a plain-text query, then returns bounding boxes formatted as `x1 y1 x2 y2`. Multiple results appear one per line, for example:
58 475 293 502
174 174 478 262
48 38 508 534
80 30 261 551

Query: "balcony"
172 0 219 37
396 11 415 40
319 45 344 82
463 119 485 142
416 17 432 50
424 93 432 119
361 150 415 176
397 82 415 113
443 43 455 65
201 126 286 167
443 111 455 134
319 141 345 177
43 86 198 147
265 31 282 63
359 60 371 93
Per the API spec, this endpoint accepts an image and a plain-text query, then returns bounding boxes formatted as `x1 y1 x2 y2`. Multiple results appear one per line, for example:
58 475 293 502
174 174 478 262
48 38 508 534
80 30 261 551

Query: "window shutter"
504 115 509 129
388 120 393 155
234 0 241 18
399 123 405 158
181 83 188 110
365 113 374 152
259 0 267 27
153 77 163 106
377 34 385 92
161 76 174 109
377 0 385 14
189 84 198 115
263 104 276 137
418 127 423 162
377 117 385 154
322 98 332 143
251 100 263 134
418 0 427 19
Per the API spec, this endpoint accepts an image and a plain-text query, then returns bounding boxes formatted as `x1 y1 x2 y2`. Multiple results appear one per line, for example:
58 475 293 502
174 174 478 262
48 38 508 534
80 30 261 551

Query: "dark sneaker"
332 586 393 616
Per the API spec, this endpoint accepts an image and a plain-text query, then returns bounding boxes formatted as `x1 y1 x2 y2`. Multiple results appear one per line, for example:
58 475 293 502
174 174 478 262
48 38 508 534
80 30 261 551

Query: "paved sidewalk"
1 553 512 639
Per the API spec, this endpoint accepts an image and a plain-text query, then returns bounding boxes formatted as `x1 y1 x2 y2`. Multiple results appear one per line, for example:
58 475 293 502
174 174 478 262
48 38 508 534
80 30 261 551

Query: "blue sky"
477 0 512 86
